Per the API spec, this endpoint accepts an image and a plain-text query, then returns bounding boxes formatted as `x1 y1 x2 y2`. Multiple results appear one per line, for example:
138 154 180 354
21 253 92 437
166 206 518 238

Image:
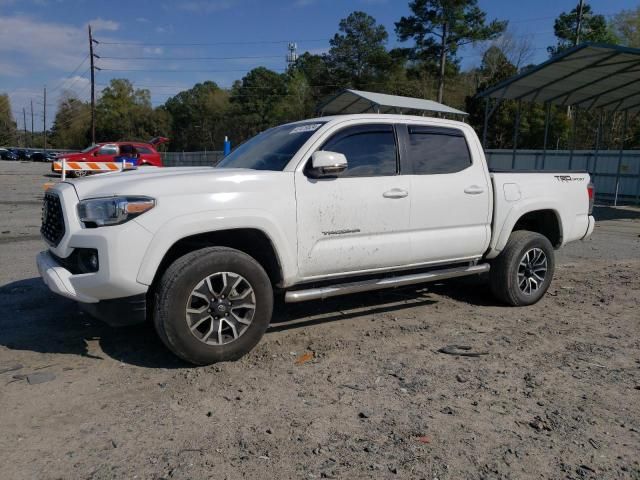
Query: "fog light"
77 248 99 273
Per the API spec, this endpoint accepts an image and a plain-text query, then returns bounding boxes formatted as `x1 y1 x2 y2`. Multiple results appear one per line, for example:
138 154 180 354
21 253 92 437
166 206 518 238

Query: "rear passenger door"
399 124 491 265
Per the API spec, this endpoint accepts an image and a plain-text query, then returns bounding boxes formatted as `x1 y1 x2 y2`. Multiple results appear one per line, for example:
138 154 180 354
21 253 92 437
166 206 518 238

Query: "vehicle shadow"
0 275 500 367
593 205 640 221
0 278 188 369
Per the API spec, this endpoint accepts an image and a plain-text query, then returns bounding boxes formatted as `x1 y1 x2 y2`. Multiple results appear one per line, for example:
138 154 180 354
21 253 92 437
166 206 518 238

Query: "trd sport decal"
554 175 585 182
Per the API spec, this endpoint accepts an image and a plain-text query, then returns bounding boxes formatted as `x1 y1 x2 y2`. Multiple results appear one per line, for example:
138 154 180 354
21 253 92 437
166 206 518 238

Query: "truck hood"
67 167 279 200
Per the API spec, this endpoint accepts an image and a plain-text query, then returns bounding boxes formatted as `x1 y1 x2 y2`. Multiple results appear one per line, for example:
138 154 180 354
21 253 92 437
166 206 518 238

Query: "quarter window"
319 125 397 177
406 126 471 174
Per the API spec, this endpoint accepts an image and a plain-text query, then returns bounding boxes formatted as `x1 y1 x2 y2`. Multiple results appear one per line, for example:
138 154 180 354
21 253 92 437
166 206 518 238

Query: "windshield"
81 145 97 153
217 121 326 171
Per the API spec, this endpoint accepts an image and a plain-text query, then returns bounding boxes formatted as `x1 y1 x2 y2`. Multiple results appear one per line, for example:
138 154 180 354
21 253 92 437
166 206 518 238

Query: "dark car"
12 149 31 160
0 148 19 160
31 151 58 162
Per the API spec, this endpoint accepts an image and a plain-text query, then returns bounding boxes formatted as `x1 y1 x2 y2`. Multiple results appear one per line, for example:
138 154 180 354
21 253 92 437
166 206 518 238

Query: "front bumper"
37 251 148 326
37 251 98 303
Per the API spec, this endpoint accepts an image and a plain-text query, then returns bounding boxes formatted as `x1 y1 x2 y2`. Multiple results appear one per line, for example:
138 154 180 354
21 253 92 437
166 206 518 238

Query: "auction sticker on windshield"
289 123 323 134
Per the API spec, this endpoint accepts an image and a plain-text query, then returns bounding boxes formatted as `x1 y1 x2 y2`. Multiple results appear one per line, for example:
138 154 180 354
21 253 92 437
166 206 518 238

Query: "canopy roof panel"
318 89 468 116
478 43 640 112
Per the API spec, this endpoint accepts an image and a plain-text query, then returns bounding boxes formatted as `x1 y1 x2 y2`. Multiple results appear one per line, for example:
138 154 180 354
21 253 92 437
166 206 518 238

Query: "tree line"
1 1 639 152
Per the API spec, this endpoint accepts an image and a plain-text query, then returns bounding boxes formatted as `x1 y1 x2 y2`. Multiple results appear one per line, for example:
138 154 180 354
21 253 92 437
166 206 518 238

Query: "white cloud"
136 17 150 23
87 18 120 32
143 47 164 55
175 0 235 13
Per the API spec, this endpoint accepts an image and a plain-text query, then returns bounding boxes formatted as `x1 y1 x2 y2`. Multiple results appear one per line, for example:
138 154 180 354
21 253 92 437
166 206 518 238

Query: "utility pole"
575 0 585 45
30 99 34 147
43 86 47 152
89 24 96 145
23 108 27 147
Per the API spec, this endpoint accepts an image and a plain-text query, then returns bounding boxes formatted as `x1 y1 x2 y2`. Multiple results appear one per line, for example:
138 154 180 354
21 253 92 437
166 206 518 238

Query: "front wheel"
153 247 273 365
490 230 555 306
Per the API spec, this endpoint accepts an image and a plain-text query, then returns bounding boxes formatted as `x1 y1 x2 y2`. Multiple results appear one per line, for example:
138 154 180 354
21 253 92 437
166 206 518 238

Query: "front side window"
98 144 119 156
319 124 397 177
406 126 472 175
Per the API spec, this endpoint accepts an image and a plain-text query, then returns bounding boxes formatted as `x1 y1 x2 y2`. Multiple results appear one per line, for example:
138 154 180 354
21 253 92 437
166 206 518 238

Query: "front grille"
41 192 65 246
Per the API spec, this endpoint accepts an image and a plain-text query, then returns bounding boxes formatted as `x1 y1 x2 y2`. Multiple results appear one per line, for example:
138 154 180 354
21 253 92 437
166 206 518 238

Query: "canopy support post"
614 110 628 206
512 99 521 169
482 97 489 148
592 110 602 175
542 102 551 169
569 107 579 170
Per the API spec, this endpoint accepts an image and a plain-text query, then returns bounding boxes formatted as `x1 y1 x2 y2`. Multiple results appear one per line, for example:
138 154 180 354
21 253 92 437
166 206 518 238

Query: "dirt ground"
1 161 639 480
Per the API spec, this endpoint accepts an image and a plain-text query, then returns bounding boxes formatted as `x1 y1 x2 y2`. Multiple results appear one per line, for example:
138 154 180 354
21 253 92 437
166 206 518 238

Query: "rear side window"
406 126 471 174
320 124 397 177
136 146 152 154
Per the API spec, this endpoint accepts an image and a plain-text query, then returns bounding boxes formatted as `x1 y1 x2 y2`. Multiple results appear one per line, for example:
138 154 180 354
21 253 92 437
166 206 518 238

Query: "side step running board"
284 263 490 303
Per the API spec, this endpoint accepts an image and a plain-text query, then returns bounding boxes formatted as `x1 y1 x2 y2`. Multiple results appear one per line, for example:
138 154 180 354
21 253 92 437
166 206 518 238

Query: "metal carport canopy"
318 89 468 116
477 43 640 112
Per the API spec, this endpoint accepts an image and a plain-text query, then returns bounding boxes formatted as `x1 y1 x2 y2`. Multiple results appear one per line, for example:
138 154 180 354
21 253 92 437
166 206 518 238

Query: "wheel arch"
488 205 564 259
148 228 285 291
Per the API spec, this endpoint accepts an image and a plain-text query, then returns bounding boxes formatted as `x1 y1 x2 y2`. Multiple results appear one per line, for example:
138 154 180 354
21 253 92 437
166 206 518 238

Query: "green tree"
327 11 392 88
466 46 570 149
164 81 230 151
96 79 168 142
50 91 91 149
229 67 287 139
395 0 507 103
548 3 618 55
0 93 17 147
611 6 640 47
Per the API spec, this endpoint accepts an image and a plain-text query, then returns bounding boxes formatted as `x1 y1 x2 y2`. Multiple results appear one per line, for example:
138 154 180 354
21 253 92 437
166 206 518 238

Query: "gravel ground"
1 161 639 480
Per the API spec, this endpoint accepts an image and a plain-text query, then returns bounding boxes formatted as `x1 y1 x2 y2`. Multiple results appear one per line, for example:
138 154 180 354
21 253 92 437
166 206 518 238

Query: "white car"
37 114 595 364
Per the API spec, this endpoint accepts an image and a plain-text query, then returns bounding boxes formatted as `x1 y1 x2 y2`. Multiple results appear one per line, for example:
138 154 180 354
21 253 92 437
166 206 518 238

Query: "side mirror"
310 151 347 177
93 151 99 157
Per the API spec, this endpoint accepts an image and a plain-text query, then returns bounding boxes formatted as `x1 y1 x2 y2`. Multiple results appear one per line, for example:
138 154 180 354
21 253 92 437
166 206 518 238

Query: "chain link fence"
161 151 225 167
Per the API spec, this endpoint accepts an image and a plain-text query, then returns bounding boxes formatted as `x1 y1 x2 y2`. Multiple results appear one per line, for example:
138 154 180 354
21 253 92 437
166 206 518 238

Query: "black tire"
153 247 273 365
490 230 555 306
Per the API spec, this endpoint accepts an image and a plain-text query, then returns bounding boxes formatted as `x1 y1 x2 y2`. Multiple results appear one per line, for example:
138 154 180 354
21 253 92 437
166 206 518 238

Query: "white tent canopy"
317 89 468 117
478 43 640 112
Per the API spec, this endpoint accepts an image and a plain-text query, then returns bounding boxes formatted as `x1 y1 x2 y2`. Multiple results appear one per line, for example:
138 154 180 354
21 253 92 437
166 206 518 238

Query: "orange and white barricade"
53 159 136 180
53 160 135 173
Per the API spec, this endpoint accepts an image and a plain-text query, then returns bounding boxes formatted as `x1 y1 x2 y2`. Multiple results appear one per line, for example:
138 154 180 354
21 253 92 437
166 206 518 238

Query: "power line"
96 38 329 46
48 55 90 95
100 55 284 61
96 67 286 73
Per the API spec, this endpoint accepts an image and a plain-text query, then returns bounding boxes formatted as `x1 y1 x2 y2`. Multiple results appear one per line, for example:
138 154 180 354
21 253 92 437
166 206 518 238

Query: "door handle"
383 188 409 199
464 185 485 195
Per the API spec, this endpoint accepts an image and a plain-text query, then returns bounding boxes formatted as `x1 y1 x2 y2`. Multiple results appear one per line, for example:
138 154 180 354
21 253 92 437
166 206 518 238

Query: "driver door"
294 123 412 280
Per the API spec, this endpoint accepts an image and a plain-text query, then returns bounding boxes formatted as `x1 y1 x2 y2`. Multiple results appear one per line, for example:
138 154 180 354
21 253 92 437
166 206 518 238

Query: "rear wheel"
153 247 273 365
490 230 555 306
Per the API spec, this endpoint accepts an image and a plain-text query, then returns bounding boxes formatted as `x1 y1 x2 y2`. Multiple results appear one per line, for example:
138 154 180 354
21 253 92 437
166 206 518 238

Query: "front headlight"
78 196 155 227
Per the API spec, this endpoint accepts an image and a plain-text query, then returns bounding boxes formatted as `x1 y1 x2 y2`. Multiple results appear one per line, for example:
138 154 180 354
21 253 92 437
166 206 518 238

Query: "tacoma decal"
322 229 361 236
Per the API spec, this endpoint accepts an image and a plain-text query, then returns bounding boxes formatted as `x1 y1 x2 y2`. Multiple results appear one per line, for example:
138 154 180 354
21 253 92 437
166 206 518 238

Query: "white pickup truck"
37 114 595 364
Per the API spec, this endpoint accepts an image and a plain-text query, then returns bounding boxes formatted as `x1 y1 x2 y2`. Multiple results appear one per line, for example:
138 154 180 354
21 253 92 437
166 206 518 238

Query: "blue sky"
1 0 637 129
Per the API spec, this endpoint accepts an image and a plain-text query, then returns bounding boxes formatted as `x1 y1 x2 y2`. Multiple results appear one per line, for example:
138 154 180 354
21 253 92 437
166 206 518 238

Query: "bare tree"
492 30 536 69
